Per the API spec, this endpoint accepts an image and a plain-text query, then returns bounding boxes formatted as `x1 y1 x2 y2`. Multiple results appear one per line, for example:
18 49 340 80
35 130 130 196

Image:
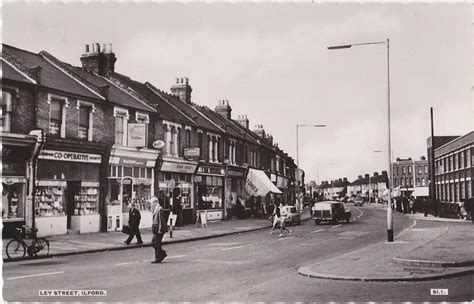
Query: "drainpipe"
28 129 45 229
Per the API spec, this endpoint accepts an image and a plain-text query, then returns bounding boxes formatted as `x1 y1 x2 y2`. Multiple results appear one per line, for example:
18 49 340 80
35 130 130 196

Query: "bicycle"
5 226 50 260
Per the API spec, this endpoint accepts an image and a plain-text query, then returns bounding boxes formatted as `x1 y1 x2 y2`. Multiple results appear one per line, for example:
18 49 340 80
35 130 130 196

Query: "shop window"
2 182 25 219
49 98 65 137
158 172 165 181
185 174 191 182
1 90 13 132
124 167 133 178
140 168 146 178
165 172 172 181
133 167 140 178
147 168 153 179
179 174 186 182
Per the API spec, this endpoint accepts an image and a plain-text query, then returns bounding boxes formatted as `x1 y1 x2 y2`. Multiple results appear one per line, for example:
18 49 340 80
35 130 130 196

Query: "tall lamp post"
296 124 326 208
328 39 393 242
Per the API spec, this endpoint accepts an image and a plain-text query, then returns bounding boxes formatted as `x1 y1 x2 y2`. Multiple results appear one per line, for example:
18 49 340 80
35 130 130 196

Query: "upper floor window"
1 91 13 132
114 108 129 146
402 166 406 174
185 129 191 148
77 101 95 141
49 96 67 138
418 166 422 174
198 131 203 157
136 112 149 147
408 166 412 174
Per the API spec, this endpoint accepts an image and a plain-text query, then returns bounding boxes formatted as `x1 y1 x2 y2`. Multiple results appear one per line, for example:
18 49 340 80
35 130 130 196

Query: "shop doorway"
66 181 81 229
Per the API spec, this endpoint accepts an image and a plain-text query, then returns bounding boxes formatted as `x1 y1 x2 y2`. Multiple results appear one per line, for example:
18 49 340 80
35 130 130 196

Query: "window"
396 167 399 176
79 106 91 140
459 152 464 169
1 91 13 132
136 113 149 147
416 178 420 186
177 128 182 157
114 108 129 146
198 132 203 157
410 178 413 186
418 166 422 174
49 98 64 137
408 166 412 174
402 166 406 174
115 116 125 145
422 178 426 186
185 129 191 148
453 154 458 171
405 178 409 186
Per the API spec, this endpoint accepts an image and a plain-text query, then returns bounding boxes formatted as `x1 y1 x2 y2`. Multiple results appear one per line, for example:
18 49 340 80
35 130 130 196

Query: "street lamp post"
328 39 393 242
296 124 326 209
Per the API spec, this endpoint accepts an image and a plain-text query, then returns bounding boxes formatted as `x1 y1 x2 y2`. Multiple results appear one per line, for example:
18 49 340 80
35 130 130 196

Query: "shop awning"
245 168 282 197
412 187 429 197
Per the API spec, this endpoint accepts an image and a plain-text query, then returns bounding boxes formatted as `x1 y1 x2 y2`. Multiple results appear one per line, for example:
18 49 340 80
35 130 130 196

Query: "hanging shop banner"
127 123 146 148
160 161 197 174
38 149 101 164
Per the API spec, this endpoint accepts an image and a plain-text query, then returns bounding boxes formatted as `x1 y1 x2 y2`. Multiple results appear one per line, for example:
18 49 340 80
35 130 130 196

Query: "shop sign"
37 180 67 187
227 170 244 178
82 181 99 187
184 147 200 157
127 123 146 148
194 175 202 183
178 183 191 189
1 176 26 185
152 140 165 149
120 157 147 167
39 149 101 164
160 161 197 174
270 174 277 182
134 178 152 185
198 166 224 176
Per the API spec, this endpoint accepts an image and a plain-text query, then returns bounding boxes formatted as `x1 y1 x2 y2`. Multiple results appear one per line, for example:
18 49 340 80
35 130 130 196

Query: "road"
3 206 472 302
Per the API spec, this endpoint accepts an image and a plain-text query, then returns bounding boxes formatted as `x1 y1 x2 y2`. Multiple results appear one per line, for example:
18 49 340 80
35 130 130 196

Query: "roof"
1 58 36 84
2 44 100 100
193 105 247 142
42 52 156 113
145 83 223 134
111 73 195 125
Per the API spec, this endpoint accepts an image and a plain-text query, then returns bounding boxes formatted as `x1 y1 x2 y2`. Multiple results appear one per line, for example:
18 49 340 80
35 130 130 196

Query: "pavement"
299 205 474 282
3 206 474 282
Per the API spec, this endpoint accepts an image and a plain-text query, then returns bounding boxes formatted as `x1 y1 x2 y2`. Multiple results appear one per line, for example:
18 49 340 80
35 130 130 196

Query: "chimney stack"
236 114 249 129
80 43 117 77
365 174 370 179
374 172 379 176
215 99 232 119
170 77 193 103
253 124 265 139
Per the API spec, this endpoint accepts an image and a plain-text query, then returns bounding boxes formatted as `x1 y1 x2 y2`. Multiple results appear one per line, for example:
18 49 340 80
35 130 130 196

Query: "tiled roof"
111 73 195 125
1 58 36 84
43 52 156 113
193 105 247 141
145 83 223 134
2 44 100 100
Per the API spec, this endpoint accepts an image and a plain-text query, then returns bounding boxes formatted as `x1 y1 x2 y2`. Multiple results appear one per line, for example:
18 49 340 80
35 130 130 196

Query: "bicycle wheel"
32 238 50 257
6 239 26 260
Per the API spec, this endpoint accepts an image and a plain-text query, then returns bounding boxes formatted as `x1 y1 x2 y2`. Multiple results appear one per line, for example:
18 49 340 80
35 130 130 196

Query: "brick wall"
3 83 36 134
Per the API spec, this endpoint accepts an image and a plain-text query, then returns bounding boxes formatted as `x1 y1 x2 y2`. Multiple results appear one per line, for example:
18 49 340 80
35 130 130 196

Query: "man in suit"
151 197 168 263
125 202 143 245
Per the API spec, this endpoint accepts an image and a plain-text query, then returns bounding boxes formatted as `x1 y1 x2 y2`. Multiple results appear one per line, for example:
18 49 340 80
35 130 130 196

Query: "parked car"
354 197 364 206
279 205 302 225
311 201 351 224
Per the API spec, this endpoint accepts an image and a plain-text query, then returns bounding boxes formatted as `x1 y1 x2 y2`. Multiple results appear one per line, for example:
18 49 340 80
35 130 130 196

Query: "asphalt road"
3 206 472 302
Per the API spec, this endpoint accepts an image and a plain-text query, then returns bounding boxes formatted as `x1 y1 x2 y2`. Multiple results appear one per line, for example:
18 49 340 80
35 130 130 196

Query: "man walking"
124 202 143 245
151 197 168 263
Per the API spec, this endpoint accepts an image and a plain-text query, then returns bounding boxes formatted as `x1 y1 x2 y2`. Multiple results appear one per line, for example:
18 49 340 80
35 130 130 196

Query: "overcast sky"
3 2 473 183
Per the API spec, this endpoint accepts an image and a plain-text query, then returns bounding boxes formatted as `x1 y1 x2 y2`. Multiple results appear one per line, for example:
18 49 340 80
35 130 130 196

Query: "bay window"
1 90 13 132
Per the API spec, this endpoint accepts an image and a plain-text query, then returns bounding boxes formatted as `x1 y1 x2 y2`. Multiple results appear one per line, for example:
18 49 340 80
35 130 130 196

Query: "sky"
2 2 473 183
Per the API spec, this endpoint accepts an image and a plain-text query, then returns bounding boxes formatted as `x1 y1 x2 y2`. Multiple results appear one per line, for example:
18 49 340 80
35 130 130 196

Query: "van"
311 201 351 225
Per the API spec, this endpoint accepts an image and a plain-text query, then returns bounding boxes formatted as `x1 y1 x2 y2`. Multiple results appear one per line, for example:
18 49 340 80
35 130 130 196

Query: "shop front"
1 134 38 238
107 149 158 231
157 158 197 225
196 164 225 222
225 166 246 216
36 149 102 236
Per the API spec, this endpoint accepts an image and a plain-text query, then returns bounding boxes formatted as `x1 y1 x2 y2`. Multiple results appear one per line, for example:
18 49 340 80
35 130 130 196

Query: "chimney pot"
85 44 90 53
96 43 101 53
185 77 189 84
109 44 113 53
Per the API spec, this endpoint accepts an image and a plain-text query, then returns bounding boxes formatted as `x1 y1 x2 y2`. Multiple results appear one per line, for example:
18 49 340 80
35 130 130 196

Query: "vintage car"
311 201 351 224
354 197 364 206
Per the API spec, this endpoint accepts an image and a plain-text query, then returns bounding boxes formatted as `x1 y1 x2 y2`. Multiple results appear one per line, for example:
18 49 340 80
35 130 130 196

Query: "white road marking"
331 224 342 229
115 262 133 266
277 236 294 241
409 220 417 229
221 246 244 251
310 229 325 234
357 209 364 218
166 255 186 259
7 271 64 281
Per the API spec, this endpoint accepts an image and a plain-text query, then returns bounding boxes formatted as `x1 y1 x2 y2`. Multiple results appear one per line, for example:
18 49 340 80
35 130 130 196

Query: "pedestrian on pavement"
278 203 292 237
270 203 280 234
124 202 143 245
151 197 168 263
409 197 415 214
